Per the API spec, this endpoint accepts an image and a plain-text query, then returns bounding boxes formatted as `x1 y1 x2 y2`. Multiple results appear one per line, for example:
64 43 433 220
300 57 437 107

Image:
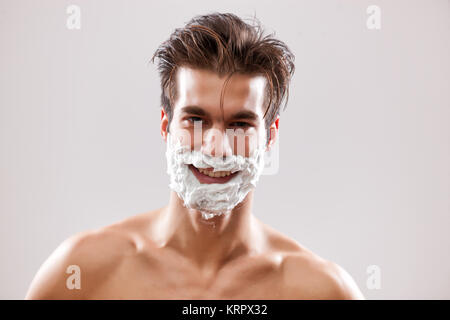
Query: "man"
26 12 364 299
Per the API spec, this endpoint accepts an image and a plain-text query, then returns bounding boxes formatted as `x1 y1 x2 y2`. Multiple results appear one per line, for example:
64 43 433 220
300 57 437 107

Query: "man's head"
151 12 295 218
151 12 295 146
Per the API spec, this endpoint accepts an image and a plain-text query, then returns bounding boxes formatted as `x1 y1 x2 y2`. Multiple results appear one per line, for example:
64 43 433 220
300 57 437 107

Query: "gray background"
1 0 449 299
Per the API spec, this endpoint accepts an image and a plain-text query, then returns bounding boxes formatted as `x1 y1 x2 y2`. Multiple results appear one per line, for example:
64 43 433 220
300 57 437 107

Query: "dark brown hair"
151 12 295 141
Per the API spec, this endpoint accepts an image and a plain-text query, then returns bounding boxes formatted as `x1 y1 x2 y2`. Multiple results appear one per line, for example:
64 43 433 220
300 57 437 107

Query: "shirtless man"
26 12 364 300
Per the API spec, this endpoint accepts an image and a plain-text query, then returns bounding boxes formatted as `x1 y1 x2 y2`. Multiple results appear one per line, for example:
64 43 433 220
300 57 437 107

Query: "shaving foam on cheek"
165 133 266 220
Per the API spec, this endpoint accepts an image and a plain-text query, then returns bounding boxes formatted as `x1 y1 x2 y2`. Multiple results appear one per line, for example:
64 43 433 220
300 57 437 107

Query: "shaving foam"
165 133 266 220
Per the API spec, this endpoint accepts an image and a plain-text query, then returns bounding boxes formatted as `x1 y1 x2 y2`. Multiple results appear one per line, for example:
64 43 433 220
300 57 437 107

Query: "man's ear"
266 115 279 151
160 108 169 142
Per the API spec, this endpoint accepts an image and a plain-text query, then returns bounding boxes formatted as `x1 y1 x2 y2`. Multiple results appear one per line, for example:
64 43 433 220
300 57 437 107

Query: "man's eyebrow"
180 105 208 116
229 110 259 121
180 105 259 121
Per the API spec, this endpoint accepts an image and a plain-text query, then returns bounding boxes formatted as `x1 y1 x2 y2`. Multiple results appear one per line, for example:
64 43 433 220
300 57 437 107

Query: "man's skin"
26 67 365 299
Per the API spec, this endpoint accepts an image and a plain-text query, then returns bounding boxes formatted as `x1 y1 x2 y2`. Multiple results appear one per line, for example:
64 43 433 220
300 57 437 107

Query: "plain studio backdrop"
0 0 449 299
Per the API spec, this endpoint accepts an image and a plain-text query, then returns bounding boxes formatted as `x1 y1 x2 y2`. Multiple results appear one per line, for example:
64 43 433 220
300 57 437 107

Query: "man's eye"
187 116 203 122
229 122 251 128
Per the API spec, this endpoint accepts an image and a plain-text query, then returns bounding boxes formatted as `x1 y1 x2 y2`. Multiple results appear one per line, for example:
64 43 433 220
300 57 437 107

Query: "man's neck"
153 190 264 274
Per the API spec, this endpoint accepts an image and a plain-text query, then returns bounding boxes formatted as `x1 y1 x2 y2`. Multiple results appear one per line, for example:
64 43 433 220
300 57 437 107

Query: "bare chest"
88 253 289 299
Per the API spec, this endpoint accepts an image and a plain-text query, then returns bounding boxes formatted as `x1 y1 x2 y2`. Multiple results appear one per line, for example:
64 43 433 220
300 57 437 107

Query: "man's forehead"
175 66 267 116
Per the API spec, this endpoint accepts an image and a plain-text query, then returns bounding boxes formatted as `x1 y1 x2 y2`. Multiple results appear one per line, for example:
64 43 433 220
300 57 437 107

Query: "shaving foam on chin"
165 132 266 220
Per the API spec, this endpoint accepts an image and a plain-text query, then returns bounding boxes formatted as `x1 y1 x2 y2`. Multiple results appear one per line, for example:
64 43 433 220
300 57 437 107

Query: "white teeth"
198 168 232 178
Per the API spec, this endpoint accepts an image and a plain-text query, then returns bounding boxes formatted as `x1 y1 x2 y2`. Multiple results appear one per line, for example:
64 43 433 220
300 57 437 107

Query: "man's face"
161 66 278 217
161 66 278 159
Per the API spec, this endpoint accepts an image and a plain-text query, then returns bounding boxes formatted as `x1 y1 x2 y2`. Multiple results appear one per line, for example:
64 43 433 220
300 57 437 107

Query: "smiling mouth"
189 165 239 184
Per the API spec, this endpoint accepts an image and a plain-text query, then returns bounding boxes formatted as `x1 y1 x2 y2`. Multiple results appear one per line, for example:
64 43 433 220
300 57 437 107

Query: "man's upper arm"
25 228 131 299
283 253 365 300
25 232 91 299
325 261 365 300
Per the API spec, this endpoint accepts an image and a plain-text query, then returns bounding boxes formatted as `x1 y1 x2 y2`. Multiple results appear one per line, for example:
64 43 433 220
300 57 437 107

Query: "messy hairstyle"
151 12 295 142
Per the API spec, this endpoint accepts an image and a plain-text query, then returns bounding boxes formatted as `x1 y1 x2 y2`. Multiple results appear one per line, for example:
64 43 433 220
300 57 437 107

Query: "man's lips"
189 165 239 184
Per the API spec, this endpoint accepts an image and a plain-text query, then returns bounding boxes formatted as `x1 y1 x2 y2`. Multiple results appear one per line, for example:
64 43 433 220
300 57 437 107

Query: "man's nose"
202 127 234 158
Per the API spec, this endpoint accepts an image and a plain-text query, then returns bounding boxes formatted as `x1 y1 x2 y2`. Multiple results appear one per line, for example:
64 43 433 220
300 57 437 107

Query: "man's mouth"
189 164 239 184
197 167 232 177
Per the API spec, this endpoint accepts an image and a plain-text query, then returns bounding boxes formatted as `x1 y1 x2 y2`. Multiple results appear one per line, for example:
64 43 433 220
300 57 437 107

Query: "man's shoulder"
273 242 365 300
25 210 158 299
260 224 364 299
53 210 158 267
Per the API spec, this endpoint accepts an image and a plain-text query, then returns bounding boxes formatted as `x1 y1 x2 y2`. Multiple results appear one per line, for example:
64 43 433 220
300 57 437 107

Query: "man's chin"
197 210 231 220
